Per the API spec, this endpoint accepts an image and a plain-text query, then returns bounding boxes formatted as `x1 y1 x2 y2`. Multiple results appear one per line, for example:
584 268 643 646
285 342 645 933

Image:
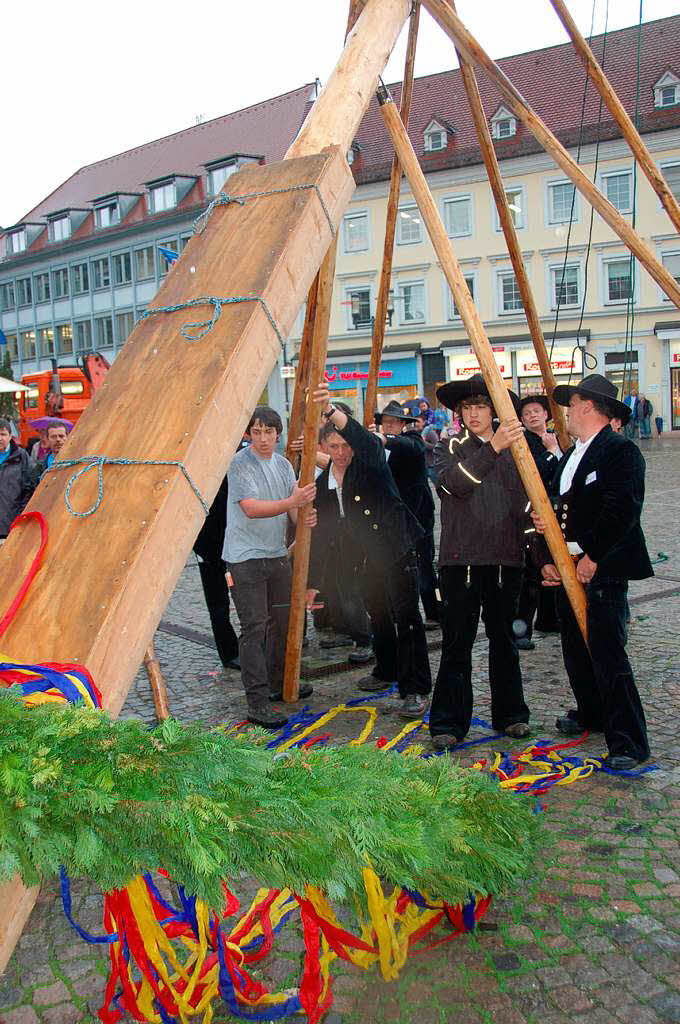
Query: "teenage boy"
224 406 316 729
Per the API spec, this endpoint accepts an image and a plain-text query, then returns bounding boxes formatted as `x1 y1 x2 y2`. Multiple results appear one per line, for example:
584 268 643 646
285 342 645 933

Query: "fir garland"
0 692 541 906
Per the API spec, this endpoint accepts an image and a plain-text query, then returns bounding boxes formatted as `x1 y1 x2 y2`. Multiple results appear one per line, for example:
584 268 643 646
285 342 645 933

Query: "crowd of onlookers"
0 418 69 541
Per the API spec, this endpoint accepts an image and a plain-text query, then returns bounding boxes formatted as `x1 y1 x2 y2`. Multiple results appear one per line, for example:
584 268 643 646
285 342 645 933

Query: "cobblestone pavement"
2 435 680 1024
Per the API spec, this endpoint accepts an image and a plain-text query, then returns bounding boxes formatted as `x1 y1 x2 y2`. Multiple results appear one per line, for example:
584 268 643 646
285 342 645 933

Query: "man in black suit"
193 471 241 671
535 374 652 770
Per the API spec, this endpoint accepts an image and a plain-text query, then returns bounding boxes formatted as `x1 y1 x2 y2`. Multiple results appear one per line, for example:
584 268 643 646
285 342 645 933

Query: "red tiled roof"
22 84 315 223
352 14 680 183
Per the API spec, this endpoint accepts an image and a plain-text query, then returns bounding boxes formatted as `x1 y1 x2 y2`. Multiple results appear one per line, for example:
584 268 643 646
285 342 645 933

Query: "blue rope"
192 183 336 238
139 294 284 346
43 455 210 519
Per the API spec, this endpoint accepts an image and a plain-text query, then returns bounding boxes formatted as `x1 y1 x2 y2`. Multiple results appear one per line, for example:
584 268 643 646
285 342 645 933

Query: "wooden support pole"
285 275 319 470
421 0 680 310
143 642 170 722
283 244 338 702
378 91 588 643
448 0 570 451
549 0 680 236
364 2 420 427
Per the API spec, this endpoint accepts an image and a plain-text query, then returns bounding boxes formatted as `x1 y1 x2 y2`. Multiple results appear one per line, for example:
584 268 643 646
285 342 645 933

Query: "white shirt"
328 463 345 517
559 432 598 554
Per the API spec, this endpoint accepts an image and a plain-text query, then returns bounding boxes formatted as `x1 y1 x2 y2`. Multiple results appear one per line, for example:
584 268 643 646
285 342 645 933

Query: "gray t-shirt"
223 446 296 563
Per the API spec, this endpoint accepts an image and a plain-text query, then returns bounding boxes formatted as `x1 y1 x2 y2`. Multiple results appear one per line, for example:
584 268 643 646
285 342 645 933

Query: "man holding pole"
533 374 652 771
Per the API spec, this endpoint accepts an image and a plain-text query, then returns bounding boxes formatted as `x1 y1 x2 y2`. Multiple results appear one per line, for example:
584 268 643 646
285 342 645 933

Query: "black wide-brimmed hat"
436 373 520 416
519 393 551 416
374 399 417 425
552 373 629 419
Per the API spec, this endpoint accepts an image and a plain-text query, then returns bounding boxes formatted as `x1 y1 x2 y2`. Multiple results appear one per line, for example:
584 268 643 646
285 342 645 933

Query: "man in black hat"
306 387 432 719
374 400 439 628
429 374 531 751
534 373 652 770
515 394 562 647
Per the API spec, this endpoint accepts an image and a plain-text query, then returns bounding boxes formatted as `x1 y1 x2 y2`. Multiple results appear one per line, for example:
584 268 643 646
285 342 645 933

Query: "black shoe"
348 645 374 664
223 657 241 671
516 638 535 651
431 733 462 752
319 635 354 649
607 754 645 771
247 706 289 729
269 683 313 702
357 675 393 692
555 716 585 736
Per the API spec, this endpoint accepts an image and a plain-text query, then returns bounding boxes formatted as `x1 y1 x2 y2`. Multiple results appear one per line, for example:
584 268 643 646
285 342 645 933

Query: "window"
548 181 577 224
654 74 680 109
346 288 371 330
179 234 191 252
50 216 70 242
17 277 32 306
52 268 69 299
495 187 525 230
491 107 517 139
95 202 119 229
602 171 632 213
95 316 114 348
498 270 523 314
661 253 680 301
6 333 18 361
92 257 110 289
397 281 425 325
425 130 445 151
75 320 92 352
343 211 369 253
447 275 475 320
135 246 154 280
208 164 236 195
605 258 633 302
34 273 50 303
116 311 135 344
397 205 422 245
21 331 36 360
38 327 55 357
551 264 580 308
158 240 178 276
113 252 132 285
9 229 26 254
661 162 680 204
72 262 89 294
149 182 176 213
0 282 15 309
61 380 83 396
443 196 472 238
56 324 73 355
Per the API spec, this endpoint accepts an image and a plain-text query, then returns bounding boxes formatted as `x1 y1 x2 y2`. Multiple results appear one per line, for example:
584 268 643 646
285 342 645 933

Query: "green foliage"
0 349 16 419
0 693 542 906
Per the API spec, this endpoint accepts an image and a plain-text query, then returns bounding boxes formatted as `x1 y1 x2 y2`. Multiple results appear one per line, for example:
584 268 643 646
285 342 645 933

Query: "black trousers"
516 553 560 637
557 580 649 761
416 531 440 622
430 565 529 738
197 559 239 666
323 525 371 644
362 550 432 698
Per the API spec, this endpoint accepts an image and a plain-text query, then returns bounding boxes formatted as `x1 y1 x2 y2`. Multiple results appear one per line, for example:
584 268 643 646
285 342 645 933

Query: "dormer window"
491 106 517 140
654 72 680 109
9 229 26 254
49 215 71 242
208 162 237 196
149 181 176 213
424 120 447 152
95 201 120 229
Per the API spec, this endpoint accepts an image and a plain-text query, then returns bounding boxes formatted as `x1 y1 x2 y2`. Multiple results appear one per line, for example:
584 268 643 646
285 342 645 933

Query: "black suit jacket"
542 424 653 581
308 416 423 588
384 429 435 532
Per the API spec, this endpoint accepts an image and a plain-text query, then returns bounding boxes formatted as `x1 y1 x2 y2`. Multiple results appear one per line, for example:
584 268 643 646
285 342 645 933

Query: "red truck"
18 354 110 447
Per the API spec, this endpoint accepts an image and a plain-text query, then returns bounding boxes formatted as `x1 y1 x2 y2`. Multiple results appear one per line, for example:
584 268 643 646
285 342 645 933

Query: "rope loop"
192 192 244 234
192 182 335 238
140 294 285 347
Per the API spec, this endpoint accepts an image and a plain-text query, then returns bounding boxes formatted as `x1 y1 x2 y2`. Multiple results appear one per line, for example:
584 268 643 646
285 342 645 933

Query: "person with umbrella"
0 417 35 541
36 419 72 479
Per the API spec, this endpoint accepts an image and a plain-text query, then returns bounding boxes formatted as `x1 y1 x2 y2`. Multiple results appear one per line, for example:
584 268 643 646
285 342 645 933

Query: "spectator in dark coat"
0 418 35 539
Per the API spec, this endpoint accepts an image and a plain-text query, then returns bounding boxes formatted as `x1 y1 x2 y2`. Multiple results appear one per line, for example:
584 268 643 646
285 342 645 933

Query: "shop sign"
516 346 583 376
324 357 416 390
447 348 509 379
670 340 680 364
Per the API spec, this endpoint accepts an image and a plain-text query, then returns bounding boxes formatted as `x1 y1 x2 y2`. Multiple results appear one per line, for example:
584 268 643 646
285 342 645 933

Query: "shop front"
516 346 583 397
444 347 512 384
323 356 419 419
671 341 680 430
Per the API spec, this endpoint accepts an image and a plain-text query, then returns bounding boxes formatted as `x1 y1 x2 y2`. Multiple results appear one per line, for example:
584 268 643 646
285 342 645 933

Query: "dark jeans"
416 532 440 622
557 580 649 760
197 559 239 666
228 556 292 707
430 565 529 738
362 550 432 698
517 554 559 638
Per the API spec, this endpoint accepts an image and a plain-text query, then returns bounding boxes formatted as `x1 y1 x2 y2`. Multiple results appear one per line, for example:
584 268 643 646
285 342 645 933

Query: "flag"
158 246 179 265
0 328 7 346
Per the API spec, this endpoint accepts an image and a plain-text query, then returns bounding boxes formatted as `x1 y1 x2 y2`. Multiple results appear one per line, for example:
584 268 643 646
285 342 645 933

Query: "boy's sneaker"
399 694 428 720
348 644 374 664
247 705 289 730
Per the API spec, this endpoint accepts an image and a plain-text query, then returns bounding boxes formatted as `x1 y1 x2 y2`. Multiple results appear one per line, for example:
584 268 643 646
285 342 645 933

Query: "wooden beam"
448 0 570 451
284 275 319 471
143 642 170 721
421 0 680 310
283 244 337 702
379 92 588 643
549 0 680 236
364 2 420 427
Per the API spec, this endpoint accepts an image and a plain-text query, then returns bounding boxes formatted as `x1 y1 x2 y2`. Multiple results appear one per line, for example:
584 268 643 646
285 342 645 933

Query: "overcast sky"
1 0 675 228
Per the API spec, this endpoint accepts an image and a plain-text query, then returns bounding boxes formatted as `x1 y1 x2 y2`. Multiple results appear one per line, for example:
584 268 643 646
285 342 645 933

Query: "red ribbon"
0 511 48 639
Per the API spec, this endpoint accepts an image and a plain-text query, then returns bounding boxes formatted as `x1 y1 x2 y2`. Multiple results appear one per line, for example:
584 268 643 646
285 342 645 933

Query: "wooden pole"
283 244 338 701
143 641 170 722
549 0 680 236
378 92 588 643
448 0 570 451
363 2 421 428
285 275 319 470
420 0 680 310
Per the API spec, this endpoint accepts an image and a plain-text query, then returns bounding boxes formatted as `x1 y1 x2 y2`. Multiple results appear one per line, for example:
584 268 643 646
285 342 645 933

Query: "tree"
0 347 17 420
